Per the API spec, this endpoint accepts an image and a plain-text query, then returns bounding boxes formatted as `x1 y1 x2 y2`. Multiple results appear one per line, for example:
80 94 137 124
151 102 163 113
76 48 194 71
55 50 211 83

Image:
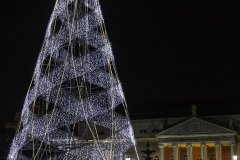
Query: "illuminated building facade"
129 106 240 160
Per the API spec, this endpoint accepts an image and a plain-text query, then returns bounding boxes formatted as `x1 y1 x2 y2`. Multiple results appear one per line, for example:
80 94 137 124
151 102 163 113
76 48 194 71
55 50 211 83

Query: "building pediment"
156 117 237 138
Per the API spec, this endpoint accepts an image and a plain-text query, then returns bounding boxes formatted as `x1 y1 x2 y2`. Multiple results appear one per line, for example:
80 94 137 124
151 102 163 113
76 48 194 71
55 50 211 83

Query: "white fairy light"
8 0 138 160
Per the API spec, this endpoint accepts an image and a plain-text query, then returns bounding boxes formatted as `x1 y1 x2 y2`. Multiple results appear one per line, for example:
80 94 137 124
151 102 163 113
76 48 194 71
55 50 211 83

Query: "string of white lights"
8 0 139 159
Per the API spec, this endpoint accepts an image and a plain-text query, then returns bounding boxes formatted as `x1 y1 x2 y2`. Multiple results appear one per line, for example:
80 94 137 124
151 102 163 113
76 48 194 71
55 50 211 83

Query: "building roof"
156 117 237 138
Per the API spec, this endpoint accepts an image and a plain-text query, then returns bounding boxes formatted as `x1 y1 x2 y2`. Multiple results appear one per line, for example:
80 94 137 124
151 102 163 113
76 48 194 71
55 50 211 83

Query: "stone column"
231 143 236 160
201 143 207 160
187 144 192 160
158 144 165 160
173 144 178 160
215 143 222 160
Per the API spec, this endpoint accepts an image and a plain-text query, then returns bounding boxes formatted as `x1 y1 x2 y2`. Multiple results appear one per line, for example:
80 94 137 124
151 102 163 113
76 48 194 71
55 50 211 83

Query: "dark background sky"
0 0 240 122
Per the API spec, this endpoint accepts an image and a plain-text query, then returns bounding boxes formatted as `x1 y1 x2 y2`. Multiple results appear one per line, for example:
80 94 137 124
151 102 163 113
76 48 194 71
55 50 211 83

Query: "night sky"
1 0 240 122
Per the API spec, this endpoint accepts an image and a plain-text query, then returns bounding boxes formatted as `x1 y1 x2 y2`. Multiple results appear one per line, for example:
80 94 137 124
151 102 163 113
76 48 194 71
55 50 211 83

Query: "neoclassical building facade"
128 107 240 160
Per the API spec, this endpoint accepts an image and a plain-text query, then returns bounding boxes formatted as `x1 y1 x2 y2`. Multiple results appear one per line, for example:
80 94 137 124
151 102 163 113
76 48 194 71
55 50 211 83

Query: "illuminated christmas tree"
8 0 139 159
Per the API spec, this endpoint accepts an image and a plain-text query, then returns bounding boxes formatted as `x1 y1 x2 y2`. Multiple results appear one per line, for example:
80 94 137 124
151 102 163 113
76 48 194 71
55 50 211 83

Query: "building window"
223 147 230 153
223 146 230 160
152 129 160 134
140 129 148 134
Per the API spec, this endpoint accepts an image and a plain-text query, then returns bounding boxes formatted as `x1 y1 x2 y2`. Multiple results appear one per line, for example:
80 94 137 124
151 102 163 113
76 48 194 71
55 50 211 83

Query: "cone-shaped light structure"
8 0 139 159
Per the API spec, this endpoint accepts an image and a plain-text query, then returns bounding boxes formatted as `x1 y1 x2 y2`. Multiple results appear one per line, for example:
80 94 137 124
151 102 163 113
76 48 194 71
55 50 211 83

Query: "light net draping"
8 0 139 159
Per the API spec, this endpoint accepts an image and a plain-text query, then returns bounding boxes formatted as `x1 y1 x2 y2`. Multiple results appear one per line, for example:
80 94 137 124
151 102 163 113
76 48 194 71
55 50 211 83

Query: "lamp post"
141 142 155 160
233 155 238 160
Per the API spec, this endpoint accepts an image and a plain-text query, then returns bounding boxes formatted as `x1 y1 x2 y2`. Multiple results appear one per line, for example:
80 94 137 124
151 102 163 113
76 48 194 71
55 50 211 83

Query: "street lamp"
233 155 238 160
